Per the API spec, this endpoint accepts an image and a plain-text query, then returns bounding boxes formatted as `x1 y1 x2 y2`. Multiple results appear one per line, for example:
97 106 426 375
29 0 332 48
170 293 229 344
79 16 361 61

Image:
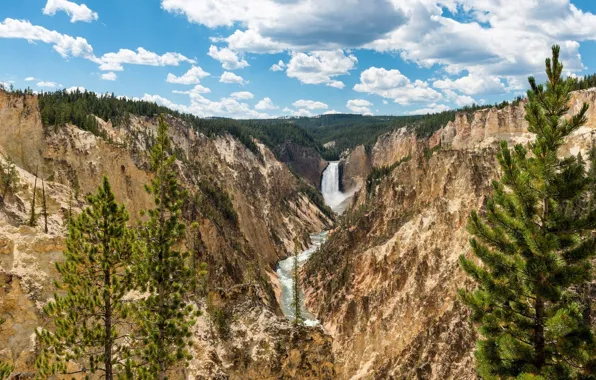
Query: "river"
276 162 350 325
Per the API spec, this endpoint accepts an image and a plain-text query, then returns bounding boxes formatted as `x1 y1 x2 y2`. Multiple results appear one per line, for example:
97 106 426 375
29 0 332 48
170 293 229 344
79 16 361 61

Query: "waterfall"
321 162 352 214
321 162 340 194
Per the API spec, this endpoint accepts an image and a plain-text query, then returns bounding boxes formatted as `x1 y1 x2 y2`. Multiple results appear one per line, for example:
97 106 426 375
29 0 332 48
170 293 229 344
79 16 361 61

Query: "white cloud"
324 109 340 115
405 103 451 115
441 89 476 107
368 0 596 79
98 48 195 72
286 108 314 117
292 99 328 110
37 81 62 88
346 99 373 115
286 50 357 88
230 91 254 100
166 66 210 84
172 84 211 95
101 72 117 81
0 19 196 76
161 0 406 50
224 29 289 54
433 74 505 95
354 67 442 105
208 45 249 70
382 100 388 105
43 0 98 23
270 60 286 71
65 86 85 93
220 71 248 85
0 18 95 60
25 77 36 81
255 97 278 110
143 92 272 119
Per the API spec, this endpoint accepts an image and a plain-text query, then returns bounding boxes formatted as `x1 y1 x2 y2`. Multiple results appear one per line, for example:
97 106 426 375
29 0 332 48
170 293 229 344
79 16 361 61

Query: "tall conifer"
36 177 135 379
134 115 195 379
460 46 596 378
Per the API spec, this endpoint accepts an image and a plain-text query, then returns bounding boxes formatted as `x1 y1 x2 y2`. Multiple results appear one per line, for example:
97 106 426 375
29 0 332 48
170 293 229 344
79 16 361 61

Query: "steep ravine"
304 89 596 379
0 90 336 378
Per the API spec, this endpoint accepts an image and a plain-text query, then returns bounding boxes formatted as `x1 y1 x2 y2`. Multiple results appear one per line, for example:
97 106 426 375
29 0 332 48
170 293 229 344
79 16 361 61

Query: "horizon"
2 1 596 119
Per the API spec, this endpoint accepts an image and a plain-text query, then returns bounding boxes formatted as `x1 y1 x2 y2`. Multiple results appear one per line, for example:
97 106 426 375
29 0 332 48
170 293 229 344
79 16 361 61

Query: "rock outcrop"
304 89 596 379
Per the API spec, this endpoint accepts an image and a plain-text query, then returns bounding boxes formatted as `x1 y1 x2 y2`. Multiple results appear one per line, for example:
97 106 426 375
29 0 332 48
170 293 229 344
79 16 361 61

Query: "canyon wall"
304 88 596 379
0 90 335 378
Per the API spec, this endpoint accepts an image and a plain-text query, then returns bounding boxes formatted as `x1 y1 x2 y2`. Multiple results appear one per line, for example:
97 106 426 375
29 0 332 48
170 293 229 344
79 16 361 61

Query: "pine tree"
36 177 135 379
134 115 196 379
460 45 596 378
0 318 13 380
42 178 48 233
0 155 19 204
29 168 38 227
291 249 303 326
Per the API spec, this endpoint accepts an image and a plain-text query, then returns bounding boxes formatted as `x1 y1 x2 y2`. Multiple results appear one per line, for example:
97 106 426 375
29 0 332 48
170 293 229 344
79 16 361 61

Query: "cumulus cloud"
43 0 98 23
0 18 198 77
230 91 254 100
405 103 451 115
270 60 286 71
255 97 278 110
433 74 506 95
161 0 406 50
354 67 442 104
37 81 62 88
220 71 248 85
25 77 36 81
98 48 195 72
368 0 596 79
224 29 289 54
0 18 95 59
143 92 272 119
346 99 373 115
292 99 328 110
442 89 476 107
172 84 211 95
166 66 210 84
101 72 117 81
286 50 357 88
284 107 313 117
208 45 249 70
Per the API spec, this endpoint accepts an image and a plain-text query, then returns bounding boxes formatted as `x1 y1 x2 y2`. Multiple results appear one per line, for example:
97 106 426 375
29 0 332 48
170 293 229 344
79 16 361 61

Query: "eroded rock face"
276 141 328 188
304 89 596 379
0 90 335 378
340 145 370 193
305 149 496 379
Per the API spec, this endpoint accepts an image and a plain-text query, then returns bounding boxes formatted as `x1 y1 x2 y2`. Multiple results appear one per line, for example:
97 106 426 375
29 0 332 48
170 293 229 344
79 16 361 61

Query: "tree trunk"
104 268 113 380
534 296 545 370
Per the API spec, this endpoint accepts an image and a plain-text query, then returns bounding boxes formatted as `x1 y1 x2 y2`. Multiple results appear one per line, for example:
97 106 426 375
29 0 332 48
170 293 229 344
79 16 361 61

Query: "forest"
3 71 596 163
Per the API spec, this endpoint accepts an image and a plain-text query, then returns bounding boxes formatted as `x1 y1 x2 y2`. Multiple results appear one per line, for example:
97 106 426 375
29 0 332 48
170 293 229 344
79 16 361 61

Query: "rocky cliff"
276 141 328 188
303 89 596 379
0 90 335 378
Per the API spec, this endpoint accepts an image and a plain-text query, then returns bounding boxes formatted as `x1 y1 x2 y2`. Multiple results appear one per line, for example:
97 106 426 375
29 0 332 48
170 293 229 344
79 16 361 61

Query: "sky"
2 0 596 119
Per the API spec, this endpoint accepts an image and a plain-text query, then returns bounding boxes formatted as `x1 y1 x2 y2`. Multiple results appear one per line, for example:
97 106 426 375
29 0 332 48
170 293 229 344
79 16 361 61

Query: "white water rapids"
276 162 350 325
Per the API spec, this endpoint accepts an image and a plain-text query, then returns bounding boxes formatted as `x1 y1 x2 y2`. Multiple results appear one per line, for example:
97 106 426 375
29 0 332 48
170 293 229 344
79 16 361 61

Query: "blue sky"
2 0 596 118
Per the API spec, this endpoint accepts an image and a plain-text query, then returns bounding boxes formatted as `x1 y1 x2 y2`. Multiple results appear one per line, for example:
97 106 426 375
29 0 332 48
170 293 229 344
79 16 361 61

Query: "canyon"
1 87 596 379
